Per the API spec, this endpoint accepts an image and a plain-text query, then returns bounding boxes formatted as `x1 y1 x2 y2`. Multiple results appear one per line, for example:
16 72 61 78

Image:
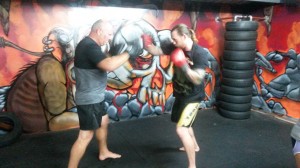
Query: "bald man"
68 19 141 168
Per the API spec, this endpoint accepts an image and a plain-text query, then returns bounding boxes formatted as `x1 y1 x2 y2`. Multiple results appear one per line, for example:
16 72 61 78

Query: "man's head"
89 19 113 46
171 24 197 50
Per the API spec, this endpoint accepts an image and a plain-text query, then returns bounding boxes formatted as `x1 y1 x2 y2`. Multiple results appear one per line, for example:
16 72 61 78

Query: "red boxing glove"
141 34 153 47
171 48 188 70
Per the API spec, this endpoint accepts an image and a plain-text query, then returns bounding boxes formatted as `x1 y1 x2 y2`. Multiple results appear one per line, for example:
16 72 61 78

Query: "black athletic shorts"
171 97 201 127
77 101 107 130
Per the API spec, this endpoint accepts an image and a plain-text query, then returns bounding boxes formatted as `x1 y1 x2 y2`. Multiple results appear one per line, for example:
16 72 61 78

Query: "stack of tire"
218 21 258 120
0 112 22 147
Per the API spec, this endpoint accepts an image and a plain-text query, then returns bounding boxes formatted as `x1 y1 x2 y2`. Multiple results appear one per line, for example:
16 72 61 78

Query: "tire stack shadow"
218 21 258 119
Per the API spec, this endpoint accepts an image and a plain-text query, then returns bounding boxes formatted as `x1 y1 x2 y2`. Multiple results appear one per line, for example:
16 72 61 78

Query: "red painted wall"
0 1 299 133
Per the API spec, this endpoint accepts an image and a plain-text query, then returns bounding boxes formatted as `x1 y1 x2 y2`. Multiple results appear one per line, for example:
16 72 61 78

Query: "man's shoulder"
77 37 93 48
193 44 206 52
75 37 100 56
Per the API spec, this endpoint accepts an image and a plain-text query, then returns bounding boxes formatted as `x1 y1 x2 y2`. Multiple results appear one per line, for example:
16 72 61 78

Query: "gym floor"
0 108 295 168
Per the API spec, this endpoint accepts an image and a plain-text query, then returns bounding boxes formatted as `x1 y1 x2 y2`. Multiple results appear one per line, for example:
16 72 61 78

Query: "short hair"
90 19 112 34
91 19 104 31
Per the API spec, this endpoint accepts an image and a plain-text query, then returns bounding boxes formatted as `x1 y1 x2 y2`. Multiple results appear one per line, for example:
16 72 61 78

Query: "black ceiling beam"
188 0 283 3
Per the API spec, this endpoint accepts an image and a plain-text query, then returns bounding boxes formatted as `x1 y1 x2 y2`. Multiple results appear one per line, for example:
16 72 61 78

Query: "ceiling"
189 0 283 4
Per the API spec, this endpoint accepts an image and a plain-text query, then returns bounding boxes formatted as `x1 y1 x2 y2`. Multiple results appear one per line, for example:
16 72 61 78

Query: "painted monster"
4 28 78 133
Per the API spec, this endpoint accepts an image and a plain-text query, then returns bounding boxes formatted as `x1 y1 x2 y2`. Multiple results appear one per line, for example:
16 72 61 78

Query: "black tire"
222 69 254 79
223 50 256 61
218 92 252 103
220 84 253 95
226 21 259 31
218 101 252 111
0 112 22 148
225 31 257 41
225 41 257 51
222 60 255 70
222 77 254 87
218 107 251 120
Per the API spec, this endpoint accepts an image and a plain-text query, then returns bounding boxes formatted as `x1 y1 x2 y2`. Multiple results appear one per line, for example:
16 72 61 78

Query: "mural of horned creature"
1 19 221 132
253 49 300 115
104 19 174 120
105 19 220 121
2 27 79 133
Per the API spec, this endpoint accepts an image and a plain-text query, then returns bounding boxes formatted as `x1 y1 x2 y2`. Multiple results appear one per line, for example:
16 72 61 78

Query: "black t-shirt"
74 36 107 105
172 43 209 101
74 37 106 69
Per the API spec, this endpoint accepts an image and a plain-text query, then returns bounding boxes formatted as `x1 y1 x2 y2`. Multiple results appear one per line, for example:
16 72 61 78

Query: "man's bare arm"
145 44 164 56
97 52 130 71
185 68 206 85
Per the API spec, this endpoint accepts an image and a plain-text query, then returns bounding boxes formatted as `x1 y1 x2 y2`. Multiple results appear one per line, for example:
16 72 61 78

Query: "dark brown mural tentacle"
0 37 48 57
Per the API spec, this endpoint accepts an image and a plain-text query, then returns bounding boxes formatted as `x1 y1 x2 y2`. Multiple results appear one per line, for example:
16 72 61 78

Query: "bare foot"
99 151 121 160
179 147 200 152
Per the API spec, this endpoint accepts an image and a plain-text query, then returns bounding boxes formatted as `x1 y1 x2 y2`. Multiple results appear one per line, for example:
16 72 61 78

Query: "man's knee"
78 130 94 142
101 114 109 126
176 126 189 137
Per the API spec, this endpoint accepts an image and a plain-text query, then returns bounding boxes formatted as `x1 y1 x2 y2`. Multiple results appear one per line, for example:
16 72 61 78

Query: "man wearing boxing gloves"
68 19 141 168
143 24 209 168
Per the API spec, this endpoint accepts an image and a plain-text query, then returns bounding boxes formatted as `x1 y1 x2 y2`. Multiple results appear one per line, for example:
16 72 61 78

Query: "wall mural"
0 0 299 140
254 6 300 118
0 0 221 135
253 49 300 116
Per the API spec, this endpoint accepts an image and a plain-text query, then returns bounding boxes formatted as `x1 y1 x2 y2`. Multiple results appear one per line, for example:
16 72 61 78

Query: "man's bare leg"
97 114 121 160
179 127 200 152
177 126 196 168
68 130 94 168
295 153 300 168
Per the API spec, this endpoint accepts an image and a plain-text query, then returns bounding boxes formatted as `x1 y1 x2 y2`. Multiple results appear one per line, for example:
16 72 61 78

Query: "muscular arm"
185 46 209 85
185 68 206 85
145 44 164 56
97 52 130 72
147 45 206 85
